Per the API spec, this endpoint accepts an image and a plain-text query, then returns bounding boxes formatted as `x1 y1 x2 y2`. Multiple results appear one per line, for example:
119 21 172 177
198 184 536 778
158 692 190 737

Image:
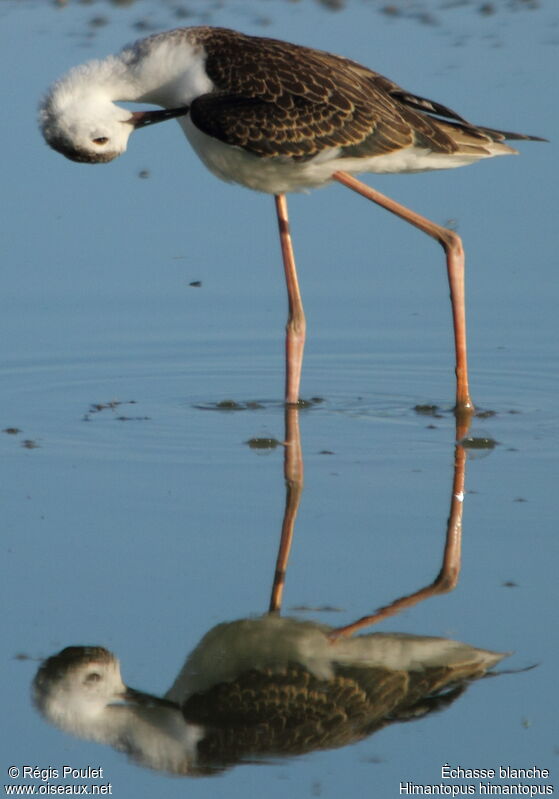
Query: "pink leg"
274 194 306 406
333 171 474 417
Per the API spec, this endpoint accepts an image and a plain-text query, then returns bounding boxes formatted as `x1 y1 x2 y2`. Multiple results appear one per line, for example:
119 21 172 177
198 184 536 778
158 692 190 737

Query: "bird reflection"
33 618 504 776
33 410 505 776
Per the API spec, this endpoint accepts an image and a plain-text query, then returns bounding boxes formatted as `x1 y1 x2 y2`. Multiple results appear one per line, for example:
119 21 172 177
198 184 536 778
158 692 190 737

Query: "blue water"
2 1 558 796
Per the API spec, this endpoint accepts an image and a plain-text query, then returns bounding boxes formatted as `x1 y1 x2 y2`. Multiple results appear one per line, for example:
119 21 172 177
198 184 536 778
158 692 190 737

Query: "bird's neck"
49 701 203 774
53 34 213 112
118 36 214 108
53 56 137 109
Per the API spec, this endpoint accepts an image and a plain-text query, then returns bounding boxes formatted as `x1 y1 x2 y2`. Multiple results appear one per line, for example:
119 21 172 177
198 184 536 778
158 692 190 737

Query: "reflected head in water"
33 645 201 776
33 616 506 776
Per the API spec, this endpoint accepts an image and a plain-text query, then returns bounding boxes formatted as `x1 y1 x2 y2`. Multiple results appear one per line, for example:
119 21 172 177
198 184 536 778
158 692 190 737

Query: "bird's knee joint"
442 229 464 254
287 316 306 337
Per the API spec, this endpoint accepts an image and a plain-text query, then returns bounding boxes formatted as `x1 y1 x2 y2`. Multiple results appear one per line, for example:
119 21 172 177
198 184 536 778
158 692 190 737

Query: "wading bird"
39 27 543 412
33 617 505 775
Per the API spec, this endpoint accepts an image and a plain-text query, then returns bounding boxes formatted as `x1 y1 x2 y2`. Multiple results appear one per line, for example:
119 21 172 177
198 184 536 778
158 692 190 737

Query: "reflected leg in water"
329 422 468 639
269 405 304 613
332 171 474 421
33 411 510 776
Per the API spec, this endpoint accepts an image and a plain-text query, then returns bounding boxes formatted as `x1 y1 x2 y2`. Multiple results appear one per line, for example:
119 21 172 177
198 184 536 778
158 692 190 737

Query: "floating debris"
246 437 281 449
461 435 498 450
82 399 147 422
414 404 443 417
195 400 265 411
476 409 497 418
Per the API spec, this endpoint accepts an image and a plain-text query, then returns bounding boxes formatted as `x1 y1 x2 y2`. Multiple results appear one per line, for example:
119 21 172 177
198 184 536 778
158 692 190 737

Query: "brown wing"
184 664 409 769
183 657 497 770
189 27 436 160
187 27 544 161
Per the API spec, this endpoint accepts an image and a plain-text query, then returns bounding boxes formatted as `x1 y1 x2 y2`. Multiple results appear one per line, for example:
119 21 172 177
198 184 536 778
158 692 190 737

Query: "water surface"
2 1 558 796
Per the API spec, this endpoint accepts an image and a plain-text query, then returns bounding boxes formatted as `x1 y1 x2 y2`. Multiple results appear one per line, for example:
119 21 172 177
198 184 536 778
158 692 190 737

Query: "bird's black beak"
122 686 179 709
129 107 190 129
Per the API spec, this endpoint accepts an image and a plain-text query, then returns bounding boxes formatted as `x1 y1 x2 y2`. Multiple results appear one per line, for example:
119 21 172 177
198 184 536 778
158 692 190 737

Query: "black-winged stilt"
34 618 505 775
40 26 544 412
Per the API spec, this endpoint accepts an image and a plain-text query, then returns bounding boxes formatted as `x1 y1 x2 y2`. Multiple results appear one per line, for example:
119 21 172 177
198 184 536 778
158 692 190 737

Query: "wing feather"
189 28 414 159
184 27 543 161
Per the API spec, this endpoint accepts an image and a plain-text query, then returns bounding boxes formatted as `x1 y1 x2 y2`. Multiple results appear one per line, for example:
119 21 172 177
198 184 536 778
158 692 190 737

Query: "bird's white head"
39 59 189 164
32 646 130 738
33 645 180 738
39 61 138 163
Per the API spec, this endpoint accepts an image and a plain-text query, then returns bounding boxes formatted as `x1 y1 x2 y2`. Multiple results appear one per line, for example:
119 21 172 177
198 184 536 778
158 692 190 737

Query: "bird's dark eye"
92 137 109 146
84 672 102 683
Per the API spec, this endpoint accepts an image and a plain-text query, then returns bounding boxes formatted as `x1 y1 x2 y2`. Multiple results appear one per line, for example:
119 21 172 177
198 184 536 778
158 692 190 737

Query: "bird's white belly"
180 117 490 194
181 117 338 193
